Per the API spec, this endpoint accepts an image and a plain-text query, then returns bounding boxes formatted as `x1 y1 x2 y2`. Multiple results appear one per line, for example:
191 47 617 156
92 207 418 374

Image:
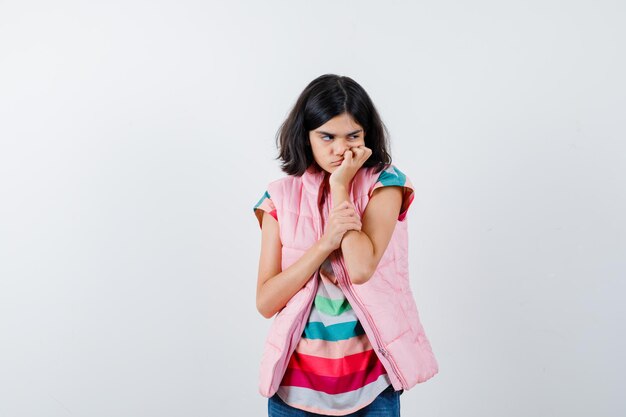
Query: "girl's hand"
329 145 373 188
320 201 362 252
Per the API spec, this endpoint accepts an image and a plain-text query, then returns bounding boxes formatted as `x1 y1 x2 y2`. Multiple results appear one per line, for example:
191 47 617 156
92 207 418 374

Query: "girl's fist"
320 201 361 252
330 145 373 188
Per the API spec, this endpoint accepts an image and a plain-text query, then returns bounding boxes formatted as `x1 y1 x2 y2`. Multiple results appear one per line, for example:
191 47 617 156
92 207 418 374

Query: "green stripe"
302 321 364 341
314 295 352 316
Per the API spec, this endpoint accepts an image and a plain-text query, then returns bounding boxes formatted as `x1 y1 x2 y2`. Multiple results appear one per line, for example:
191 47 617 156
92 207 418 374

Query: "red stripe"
287 349 378 377
281 360 387 394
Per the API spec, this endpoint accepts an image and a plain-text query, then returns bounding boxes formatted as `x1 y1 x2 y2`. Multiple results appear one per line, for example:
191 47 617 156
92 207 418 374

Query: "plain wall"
1 1 624 416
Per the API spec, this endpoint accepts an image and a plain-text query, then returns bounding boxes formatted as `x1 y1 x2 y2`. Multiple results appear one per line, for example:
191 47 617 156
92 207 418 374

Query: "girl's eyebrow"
315 129 363 136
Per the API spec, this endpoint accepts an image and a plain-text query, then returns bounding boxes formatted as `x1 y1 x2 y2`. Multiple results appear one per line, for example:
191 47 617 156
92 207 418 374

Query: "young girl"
253 74 438 417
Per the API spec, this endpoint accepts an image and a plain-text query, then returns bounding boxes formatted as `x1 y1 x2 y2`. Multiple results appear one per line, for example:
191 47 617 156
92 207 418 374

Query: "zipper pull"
379 347 388 357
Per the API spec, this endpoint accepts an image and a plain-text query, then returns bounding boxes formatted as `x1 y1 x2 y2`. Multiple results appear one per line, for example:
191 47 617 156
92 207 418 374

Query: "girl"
253 74 438 417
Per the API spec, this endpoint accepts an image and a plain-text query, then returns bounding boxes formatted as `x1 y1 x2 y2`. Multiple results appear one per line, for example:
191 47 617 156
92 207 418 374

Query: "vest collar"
301 164 328 194
301 163 380 197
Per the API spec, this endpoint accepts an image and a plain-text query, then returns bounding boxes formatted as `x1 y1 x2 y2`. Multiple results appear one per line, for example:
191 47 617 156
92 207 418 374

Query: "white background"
1 1 625 416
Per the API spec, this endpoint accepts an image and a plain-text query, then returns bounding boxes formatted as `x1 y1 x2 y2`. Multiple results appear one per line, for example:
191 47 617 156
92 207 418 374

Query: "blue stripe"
253 190 271 211
377 165 406 187
302 321 365 341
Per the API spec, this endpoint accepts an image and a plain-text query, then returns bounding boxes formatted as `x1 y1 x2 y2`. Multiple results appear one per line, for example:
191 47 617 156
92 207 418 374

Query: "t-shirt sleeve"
369 165 415 221
253 190 278 229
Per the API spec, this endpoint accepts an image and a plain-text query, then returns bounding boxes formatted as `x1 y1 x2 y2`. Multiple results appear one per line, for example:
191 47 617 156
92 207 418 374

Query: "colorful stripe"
371 165 415 221
281 360 387 394
253 190 277 224
287 349 380 377
278 256 390 412
377 165 407 187
253 190 272 210
276 374 391 415
314 295 352 316
302 321 365 342
292 334 373 359
307 307 353 327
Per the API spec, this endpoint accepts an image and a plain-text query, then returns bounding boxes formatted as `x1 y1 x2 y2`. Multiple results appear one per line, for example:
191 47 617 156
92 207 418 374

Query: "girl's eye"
320 134 360 141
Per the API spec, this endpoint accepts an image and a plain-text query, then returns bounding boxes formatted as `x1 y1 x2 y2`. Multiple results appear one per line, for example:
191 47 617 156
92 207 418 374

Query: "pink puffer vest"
258 164 438 397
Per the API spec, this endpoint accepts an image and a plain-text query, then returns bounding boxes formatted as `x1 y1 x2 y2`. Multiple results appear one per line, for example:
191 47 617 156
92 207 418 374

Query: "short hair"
275 74 392 176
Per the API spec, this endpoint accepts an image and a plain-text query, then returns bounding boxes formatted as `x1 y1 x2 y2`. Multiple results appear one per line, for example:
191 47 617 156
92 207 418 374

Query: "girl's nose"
333 139 349 156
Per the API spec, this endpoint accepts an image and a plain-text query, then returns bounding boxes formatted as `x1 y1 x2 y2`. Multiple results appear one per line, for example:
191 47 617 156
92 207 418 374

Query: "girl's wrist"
316 237 335 255
329 180 349 191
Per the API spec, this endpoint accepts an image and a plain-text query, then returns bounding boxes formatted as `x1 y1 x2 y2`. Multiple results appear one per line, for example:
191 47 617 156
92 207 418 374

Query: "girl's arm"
331 183 403 285
327 146 404 284
256 211 335 319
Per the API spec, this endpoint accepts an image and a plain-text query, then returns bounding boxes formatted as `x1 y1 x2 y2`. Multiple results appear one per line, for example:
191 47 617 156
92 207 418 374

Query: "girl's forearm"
331 183 375 284
257 240 334 318
341 231 375 284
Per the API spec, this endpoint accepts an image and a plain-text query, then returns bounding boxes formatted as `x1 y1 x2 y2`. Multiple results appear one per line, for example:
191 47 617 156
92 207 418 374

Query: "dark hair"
275 74 392 176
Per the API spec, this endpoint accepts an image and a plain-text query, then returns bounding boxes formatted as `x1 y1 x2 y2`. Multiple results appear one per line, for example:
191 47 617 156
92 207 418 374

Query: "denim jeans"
268 385 402 417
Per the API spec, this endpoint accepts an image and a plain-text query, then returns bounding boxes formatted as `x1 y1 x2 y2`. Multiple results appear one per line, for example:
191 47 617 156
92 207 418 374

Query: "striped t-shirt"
253 165 414 415
276 262 391 415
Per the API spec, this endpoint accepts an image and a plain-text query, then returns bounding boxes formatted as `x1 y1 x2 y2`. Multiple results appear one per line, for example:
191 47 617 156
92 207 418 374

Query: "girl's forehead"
314 113 363 133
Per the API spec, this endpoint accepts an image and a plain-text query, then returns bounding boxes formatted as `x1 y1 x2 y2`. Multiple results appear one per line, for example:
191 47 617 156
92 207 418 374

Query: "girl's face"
309 112 365 173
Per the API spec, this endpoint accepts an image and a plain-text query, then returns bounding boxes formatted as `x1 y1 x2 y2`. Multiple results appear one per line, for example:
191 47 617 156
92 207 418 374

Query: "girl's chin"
312 162 336 174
